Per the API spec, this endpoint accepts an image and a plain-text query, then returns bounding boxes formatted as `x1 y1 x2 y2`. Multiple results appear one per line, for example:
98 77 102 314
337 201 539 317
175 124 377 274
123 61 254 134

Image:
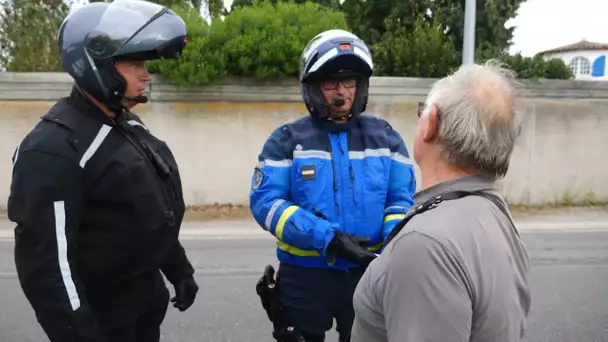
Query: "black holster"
255 265 305 342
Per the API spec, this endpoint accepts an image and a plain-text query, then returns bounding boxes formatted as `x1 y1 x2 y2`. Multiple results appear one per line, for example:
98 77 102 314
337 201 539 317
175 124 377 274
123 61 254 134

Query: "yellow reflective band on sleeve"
367 242 383 252
274 205 298 240
277 240 381 256
384 214 406 222
276 240 320 256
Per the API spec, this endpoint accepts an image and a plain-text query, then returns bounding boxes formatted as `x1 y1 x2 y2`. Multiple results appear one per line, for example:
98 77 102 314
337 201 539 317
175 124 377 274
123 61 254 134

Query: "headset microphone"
123 95 149 104
115 91 149 104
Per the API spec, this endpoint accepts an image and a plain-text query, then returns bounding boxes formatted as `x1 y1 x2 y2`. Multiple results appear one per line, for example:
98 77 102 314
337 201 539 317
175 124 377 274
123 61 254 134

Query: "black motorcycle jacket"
7 87 194 339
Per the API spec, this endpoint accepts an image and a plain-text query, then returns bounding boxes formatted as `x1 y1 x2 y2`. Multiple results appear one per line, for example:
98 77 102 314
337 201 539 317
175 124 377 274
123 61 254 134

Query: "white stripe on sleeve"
54 201 81 311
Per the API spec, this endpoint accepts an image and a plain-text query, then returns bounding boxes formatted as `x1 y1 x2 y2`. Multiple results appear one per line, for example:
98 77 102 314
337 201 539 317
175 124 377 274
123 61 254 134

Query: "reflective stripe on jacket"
249 114 416 270
8 88 194 338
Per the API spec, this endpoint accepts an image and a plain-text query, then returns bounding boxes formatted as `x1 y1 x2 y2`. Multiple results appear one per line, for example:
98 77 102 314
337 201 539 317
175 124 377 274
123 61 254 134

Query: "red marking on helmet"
339 43 351 50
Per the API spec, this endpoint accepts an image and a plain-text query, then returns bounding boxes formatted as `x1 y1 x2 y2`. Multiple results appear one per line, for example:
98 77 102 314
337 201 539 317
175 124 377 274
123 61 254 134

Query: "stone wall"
1 72 607 207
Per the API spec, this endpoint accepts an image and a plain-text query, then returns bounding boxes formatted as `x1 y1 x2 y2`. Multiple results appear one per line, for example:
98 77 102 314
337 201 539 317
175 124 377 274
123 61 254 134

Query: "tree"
372 15 460 77
0 0 70 71
87 0 224 20
216 0 349 80
340 0 526 56
227 0 340 14
491 53 574 80
430 0 527 56
148 0 350 85
340 0 428 46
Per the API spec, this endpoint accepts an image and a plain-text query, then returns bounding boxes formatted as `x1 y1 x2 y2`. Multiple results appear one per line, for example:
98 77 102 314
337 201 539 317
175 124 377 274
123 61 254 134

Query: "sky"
506 0 608 56
69 0 608 57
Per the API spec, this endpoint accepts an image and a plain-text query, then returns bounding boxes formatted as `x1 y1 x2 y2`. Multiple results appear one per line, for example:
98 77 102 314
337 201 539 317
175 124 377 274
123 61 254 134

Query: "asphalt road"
1 227 608 342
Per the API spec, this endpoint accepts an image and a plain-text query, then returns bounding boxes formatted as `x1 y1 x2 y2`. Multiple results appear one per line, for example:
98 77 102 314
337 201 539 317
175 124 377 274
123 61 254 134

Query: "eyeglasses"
418 102 441 121
417 102 426 117
321 78 357 90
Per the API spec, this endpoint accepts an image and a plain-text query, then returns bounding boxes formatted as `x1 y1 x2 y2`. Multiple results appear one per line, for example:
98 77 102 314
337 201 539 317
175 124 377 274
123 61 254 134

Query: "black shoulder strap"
474 192 520 237
385 190 517 246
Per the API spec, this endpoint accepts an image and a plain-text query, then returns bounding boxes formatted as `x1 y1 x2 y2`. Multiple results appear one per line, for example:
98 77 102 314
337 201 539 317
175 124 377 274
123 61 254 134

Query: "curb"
517 221 608 233
0 229 270 242
1 221 608 242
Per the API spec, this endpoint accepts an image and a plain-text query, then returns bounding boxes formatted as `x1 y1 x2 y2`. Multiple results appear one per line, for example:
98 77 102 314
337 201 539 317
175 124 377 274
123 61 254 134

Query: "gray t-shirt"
351 173 531 342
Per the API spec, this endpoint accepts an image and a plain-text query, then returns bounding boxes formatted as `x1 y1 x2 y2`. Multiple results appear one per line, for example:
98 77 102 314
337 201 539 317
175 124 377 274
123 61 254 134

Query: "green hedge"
147 1 349 85
497 53 574 80
148 1 574 86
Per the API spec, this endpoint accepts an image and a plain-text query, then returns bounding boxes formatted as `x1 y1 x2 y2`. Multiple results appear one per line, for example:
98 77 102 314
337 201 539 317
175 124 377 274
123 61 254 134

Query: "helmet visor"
85 0 187 60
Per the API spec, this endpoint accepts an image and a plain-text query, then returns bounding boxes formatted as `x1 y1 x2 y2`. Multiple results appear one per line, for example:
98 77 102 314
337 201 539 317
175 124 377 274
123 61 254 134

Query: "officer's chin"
329 106 351 119
121 99 137 110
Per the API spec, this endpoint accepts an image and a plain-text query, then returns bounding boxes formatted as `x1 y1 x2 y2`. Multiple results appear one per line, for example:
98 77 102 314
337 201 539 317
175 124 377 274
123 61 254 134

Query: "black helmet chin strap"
75 82 137 119
86 59 150 114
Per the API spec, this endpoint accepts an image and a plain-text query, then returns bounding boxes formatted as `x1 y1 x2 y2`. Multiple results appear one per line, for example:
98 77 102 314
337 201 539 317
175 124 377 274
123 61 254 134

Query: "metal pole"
462 0 476 65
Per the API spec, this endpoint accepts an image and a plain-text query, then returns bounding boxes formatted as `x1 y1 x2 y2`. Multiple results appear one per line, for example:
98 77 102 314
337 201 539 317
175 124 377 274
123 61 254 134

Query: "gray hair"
423 59 521 178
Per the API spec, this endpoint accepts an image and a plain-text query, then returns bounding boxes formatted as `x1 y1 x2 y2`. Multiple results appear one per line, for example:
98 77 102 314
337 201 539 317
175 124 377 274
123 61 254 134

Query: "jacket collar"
413 173 499 204
67 86 119 125
41 87 121 131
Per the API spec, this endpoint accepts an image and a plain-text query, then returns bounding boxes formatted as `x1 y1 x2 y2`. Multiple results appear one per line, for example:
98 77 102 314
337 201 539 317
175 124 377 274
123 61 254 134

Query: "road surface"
0 216 607 342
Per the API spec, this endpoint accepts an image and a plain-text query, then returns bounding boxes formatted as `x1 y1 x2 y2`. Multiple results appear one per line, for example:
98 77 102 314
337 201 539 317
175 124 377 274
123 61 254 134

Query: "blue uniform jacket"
249 114 416 270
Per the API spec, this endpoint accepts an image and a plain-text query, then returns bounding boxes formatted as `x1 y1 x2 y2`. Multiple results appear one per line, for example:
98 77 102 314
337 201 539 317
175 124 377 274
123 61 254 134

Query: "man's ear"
422 105 439 143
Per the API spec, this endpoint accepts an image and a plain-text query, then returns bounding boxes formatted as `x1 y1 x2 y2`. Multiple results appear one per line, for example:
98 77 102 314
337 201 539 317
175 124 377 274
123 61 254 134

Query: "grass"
184 203 253 221
2 202 607 222
183 201 608 221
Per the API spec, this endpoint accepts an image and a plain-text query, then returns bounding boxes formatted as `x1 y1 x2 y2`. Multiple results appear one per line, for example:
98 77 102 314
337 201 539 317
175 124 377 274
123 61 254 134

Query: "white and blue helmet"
299 29 374 119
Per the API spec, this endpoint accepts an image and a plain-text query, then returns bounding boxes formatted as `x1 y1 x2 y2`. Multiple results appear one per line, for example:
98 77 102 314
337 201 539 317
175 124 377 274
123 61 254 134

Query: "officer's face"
320 77 357 120
115 60 151 109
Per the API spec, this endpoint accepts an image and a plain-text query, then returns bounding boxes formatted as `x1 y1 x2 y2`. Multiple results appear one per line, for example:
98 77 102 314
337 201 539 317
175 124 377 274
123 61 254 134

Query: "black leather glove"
256 265 279 323
326 231 377 267
171 276 199 311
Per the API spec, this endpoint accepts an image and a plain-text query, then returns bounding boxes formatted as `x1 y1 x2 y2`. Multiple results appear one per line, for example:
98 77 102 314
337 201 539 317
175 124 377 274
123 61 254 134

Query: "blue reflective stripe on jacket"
249 114 416 270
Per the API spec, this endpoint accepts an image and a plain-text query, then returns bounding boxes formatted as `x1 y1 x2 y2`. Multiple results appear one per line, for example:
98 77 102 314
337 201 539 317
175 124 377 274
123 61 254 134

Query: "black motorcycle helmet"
57 0 188 111
299 29 374 120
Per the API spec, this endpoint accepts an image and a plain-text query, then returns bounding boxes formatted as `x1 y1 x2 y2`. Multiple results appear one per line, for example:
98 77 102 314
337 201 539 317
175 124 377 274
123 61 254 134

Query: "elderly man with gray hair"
349 60 532 342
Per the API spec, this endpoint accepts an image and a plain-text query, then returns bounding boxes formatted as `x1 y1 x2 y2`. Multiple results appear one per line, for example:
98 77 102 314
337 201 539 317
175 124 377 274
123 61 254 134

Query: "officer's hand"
71 305 110 342
171 276 199 311
256 264 277 322
328 232 377 267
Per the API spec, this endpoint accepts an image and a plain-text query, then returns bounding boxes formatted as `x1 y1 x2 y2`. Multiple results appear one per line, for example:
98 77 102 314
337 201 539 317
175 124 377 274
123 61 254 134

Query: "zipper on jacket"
114 117 176 226
141 141 179 202
328 137 340 217
344 132 357 204
336 132 349 232
349 164 357 204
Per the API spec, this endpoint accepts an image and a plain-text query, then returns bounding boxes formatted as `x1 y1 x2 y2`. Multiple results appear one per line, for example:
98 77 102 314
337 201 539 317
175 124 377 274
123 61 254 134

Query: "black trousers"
104 286 169 342
37 271 170 342
103 273 170 342
276 263 365 342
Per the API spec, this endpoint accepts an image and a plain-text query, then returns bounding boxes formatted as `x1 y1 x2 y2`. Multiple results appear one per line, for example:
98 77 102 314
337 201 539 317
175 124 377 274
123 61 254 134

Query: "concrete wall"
1 72 608 207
